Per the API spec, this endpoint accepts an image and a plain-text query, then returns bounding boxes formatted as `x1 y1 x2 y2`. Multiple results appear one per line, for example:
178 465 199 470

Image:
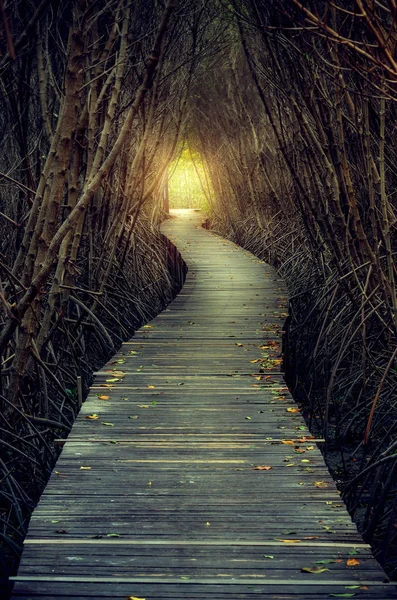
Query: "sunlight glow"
168 145 213 210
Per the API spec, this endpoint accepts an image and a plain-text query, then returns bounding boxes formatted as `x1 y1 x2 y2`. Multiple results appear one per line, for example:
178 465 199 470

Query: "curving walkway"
11 209 396 599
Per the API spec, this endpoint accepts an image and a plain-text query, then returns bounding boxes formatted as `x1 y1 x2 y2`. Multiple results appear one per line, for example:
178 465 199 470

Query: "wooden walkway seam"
11 209 396 599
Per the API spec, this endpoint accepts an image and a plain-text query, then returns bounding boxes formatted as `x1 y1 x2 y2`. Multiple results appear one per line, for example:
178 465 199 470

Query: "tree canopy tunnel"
1 0 397 583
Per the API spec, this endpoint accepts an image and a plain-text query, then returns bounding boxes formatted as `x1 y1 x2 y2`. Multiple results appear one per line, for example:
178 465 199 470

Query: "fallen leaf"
253 466 272 471
129 415 139 419
314 481 328 488
263 555 274 559
147 385 155 389
126 596 146 600
106 378 120 383
282 440 295 445
85 414 99 420
98 395 109 400
102 422 114 426
345 586 360 589
301 566 329 574
235 343 244 347
286 407 300 413
79 466 91 470
137 404 150 408
278 539 301 543
245 416 252 420
346 558 360 566
106 533 120 537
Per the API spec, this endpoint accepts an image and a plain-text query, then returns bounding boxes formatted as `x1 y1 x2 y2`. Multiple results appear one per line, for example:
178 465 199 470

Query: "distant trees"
167 145 213 210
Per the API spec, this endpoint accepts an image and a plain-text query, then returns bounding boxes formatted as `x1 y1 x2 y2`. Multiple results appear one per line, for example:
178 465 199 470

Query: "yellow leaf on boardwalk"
346 558 360 566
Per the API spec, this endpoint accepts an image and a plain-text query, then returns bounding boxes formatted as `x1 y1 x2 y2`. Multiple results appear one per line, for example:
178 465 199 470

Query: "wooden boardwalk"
11 209 396 599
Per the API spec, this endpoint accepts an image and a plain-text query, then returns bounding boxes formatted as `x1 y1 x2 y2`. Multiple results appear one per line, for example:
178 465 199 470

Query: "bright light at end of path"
168 145 213 210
